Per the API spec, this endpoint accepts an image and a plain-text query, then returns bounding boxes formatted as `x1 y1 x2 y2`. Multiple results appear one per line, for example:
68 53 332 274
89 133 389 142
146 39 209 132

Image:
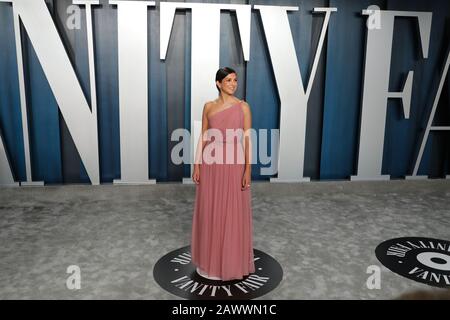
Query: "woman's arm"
240 101 252 189
194 102 211 167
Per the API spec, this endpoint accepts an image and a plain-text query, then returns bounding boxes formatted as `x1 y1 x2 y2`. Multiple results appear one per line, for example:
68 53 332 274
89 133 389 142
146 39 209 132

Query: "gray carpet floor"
0 179 449 299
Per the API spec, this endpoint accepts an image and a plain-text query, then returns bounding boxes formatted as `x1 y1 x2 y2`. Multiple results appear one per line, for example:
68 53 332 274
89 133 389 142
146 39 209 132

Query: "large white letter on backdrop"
408 50 450 179
0 0 100 185
352 10 432 181
160 2 251 184
254 6 336 182
110 1 156 185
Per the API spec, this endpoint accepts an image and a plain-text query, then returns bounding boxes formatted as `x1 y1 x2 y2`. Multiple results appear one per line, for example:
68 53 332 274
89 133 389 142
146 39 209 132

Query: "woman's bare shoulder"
240 100 251 114
203 101 215 113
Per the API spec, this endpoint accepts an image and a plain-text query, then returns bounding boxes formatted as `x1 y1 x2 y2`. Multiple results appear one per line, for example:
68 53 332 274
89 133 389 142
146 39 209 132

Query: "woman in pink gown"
191 67 255 281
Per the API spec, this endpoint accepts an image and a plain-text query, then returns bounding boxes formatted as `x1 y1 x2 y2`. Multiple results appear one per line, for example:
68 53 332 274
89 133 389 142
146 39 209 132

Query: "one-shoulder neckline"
208 100 242 119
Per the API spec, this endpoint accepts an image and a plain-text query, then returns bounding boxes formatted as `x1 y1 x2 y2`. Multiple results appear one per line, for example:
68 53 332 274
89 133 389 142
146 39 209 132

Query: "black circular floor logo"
153 246 283 300
376 237 450 288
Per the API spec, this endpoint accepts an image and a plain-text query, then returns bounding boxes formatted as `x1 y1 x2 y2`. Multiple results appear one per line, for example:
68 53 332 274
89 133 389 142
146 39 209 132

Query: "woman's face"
217 73 237 95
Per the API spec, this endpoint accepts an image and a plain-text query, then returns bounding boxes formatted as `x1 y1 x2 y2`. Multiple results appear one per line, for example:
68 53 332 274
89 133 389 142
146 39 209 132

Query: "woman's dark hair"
215 67 237 93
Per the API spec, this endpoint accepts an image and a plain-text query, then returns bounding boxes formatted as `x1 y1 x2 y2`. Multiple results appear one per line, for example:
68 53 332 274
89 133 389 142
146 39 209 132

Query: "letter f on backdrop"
352 10 432 181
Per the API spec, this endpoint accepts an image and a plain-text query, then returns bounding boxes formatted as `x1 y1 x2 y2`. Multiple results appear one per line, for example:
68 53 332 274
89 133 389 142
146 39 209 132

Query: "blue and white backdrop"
0 0 448 185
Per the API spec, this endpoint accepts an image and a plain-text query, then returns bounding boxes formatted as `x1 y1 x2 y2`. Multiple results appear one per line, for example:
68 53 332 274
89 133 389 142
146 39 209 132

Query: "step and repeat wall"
0 0 449 185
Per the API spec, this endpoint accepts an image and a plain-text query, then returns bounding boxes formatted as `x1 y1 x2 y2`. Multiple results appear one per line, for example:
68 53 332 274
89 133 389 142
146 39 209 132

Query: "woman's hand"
241 168 251 190
192 165 200 184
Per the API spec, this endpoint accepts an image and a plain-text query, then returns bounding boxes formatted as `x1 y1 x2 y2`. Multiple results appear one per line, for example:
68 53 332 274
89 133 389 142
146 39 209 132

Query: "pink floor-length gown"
191 100 255 281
